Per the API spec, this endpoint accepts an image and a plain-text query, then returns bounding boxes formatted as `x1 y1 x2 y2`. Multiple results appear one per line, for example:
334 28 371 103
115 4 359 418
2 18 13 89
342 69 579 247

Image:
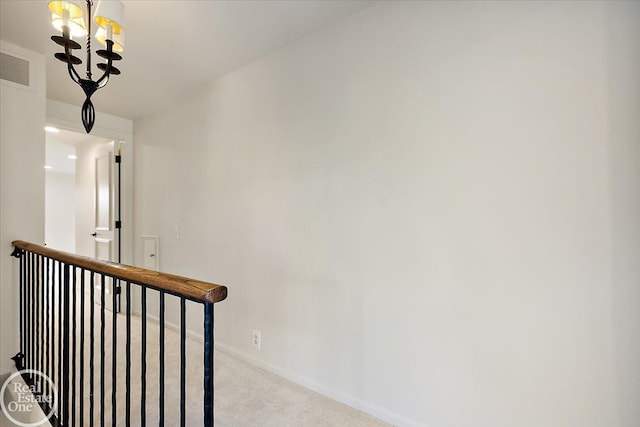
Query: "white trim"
213 341 426 427
141 235 160 271
46 99 133 140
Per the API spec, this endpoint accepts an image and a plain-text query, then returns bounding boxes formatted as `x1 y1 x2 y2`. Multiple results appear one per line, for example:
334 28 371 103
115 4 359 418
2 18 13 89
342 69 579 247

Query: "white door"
93 142 120 311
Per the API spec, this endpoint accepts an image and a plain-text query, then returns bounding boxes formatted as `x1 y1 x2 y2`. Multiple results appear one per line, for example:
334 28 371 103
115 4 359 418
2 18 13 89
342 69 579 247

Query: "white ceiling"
0 0 375 120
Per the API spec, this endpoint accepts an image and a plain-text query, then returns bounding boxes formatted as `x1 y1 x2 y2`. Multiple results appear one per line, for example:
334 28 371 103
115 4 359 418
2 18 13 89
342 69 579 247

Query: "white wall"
45 171 76 252
605 2 640 426
0 41 45 374
133 2 640 426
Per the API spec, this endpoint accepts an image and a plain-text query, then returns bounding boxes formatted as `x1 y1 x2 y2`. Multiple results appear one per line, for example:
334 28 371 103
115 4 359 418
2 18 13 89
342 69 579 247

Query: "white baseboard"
213 341 424 427
132 310 424 427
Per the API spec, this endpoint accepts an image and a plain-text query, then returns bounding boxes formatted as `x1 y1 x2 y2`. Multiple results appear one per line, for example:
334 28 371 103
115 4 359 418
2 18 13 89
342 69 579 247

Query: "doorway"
45 126 123 312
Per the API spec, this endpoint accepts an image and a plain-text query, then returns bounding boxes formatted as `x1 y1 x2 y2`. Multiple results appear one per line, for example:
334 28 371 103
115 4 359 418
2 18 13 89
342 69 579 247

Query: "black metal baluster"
43 258 49 403
19 250 24 367
90 271 95 426
42 256 47 399
24 252 28 373
32 253 36 379
39 256 45 395
32 255 38 387
100 275 106 427
29 252 34 378
31 252 35 377
62 264 71 426
80 269 86 427
58 260 63 416
24 251 28 370
72 266 77 427
48 258 53 408
36 255 41 391
203 302 215 426
180 297 186 427
112 277 118 427
23 251 27 372
159 291 165 427
125 281 131 427
51 260 56 400
141 284 147 427
27 252 33 375
32 252 36 376
40 256 46 396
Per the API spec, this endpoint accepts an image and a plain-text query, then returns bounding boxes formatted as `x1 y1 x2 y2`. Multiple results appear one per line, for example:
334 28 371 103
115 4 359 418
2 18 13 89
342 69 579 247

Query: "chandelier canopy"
49 0 125 133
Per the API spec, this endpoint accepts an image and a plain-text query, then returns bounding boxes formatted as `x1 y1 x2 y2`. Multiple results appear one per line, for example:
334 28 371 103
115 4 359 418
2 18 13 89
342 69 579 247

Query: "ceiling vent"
0 52 30 87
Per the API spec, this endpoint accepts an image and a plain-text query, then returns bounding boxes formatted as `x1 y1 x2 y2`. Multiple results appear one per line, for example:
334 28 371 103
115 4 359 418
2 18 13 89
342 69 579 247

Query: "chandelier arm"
96 39 117 87
64 45 82 84
66 63 82 85
96 71 110 89
95 58 112 87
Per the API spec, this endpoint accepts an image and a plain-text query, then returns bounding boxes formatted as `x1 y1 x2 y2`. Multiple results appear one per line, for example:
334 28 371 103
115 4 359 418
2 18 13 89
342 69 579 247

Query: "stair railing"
9 240 228 426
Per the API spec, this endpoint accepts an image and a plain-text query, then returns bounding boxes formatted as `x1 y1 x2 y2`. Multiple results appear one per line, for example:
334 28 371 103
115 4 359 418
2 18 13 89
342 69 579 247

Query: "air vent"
0 52 30 86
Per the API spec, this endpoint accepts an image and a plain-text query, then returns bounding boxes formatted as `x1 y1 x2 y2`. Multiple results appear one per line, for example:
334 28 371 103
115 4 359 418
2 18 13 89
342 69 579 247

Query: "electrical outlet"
252 330 261 350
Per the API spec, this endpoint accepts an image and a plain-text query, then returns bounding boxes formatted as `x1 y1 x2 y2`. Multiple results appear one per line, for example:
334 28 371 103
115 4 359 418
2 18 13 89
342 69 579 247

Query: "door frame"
93 141 120 311
46 102 134 310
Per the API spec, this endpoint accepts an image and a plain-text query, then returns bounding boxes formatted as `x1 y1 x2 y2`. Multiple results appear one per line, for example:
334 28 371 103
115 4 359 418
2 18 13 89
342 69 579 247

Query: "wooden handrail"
12 240 227 304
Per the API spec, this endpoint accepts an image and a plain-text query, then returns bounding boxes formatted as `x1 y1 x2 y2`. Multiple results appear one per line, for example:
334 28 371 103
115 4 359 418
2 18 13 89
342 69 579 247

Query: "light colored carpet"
18 298 390 426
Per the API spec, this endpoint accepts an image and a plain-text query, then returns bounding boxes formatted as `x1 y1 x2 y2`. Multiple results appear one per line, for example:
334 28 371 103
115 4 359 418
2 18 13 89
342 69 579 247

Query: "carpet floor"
7 298 390 426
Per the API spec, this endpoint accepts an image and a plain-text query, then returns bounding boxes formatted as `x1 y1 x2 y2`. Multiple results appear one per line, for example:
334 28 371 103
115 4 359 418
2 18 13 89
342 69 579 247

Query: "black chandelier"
49 0 125 133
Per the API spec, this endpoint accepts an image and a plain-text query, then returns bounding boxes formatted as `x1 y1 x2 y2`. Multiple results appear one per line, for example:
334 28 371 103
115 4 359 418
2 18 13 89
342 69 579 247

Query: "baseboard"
213 341 424 427
133 310 424 426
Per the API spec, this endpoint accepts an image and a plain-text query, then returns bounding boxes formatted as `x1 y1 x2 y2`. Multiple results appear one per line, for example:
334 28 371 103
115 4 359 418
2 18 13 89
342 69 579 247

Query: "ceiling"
0 0 375 120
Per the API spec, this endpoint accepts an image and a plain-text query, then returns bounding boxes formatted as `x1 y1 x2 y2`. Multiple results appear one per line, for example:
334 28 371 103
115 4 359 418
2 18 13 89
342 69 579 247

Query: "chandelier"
48 0 125 133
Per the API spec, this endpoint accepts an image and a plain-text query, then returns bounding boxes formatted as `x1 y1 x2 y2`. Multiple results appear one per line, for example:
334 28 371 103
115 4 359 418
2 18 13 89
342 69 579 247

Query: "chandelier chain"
86 0 92 79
